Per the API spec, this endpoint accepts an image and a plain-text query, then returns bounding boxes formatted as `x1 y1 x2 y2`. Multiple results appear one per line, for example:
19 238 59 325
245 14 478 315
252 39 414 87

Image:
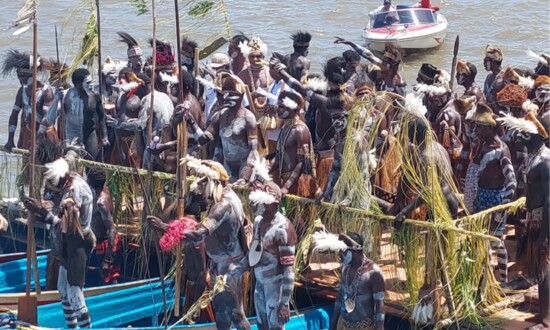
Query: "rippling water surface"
0 0 548 142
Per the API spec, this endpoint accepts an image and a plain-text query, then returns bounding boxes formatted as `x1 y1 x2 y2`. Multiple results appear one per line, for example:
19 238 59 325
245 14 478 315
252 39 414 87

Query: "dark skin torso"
474 137 509 189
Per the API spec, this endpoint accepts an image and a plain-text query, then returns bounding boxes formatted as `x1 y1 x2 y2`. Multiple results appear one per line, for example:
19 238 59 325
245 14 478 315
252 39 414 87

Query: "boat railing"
370 8 437 29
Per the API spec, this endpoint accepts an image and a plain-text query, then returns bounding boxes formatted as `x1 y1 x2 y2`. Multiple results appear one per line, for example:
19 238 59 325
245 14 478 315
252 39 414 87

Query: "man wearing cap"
369 0 399 25
470 103 516 283
483 44 504 111
203 53 230 121
456 59 484 103
330 232 385 330
247 161 297 330
498 112 550 329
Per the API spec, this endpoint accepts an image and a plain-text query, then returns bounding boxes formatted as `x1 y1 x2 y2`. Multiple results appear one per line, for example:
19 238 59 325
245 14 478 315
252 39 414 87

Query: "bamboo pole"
145 0 168 327
173 0 187 316
95 0 103 98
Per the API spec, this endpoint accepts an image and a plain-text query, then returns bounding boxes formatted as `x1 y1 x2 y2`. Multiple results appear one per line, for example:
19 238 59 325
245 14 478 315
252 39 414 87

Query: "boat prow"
361 7 448 52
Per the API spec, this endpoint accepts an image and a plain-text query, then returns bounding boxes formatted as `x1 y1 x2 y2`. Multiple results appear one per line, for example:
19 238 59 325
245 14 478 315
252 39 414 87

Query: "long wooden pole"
144 1 168 327
173 0 187 317
95 0 103 98
20 10 40 325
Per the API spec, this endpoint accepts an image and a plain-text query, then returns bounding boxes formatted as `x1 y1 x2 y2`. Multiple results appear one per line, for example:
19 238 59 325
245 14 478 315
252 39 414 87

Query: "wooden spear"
144 1 169 327
173 0 188 316
18 6 39 325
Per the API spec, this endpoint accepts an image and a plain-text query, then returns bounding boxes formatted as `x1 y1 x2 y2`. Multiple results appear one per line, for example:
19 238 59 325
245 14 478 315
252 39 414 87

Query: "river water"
0 0 548 143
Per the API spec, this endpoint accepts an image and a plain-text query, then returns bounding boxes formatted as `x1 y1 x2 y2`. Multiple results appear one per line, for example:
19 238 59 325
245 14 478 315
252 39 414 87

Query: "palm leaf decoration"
67 0 98 77
129 0 149 15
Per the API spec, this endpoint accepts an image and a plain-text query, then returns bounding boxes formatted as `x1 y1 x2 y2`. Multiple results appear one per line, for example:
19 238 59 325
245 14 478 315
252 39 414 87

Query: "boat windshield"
370 8 437 29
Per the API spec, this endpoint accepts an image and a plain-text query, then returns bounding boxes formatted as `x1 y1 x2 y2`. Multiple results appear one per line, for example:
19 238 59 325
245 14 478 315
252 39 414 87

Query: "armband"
373 292 385 301
305 90 315 102
204 131 215 141
278 246 295 266
201 217 218 234
12 105 21 112
192 127 204 140
9 125 16 133
288 77 299 89
375 313 385 322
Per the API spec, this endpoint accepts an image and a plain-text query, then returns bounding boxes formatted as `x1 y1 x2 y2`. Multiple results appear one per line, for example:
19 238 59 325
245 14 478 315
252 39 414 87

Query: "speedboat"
361 7 448 52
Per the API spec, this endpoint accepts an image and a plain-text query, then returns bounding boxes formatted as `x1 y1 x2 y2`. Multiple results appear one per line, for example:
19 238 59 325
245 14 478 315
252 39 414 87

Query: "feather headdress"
497 113 539 136
310 231 348 254
414 83 448 96
526 49 549 66
305 76 328 93
44 158 70 186
1 49 41 77
149 38 175 67
522 100 539 113
181 37 198 57
249 190 276 205
239 37 267 58
291 31 312 47
181 155 228 203
159 71 179 84
117 31 142 57
282 96 298 110
196 76 221 92
101 56 127 75
249 158 271 183
401 93 428 117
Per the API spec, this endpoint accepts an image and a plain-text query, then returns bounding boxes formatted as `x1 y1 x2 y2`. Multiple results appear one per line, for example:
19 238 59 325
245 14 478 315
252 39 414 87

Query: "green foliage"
188 1 214 18
129 0 149 15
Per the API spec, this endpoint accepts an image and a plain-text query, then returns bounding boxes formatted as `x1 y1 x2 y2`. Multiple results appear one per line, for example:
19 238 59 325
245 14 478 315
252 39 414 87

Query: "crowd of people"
1 27 549 330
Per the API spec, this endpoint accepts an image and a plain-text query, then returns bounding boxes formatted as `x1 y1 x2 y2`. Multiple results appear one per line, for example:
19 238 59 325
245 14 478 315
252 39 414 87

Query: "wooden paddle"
449 35 459 91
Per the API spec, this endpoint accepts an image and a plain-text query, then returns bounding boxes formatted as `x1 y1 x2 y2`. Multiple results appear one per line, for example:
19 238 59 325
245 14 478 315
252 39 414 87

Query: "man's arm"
281 127 309 194
334 37 382 65
97 192 116 262
5 88 23 151
246 111 259 164
276 226 297 315
95 96 109 144
499 147 517 204
539 159 550 239
370 268 386 330
185 108 219 146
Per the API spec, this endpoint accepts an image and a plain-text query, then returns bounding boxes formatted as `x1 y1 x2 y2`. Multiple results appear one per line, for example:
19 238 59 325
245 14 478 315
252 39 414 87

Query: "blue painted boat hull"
37 279 331 329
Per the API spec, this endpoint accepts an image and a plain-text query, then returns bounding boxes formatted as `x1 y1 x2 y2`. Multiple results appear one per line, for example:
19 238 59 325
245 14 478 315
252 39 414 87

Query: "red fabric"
95 233 122 255
159 218 198 251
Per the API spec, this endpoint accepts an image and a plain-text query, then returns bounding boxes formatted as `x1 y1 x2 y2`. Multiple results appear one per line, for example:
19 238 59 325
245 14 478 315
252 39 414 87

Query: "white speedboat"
361 7 448 52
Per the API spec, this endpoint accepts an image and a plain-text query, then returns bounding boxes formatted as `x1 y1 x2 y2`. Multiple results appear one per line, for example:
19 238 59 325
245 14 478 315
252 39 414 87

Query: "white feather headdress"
305 76 328 93
101 56 128 75
402 93 428 117
196 76 220 91
159 71 179 84
44 158 70 186
496 113 538 135
414 83 448 96
254 87 279 102
249 190 276 205
310 231 348 254
249 158 271 183
526 48 548 65
282 96 298 110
